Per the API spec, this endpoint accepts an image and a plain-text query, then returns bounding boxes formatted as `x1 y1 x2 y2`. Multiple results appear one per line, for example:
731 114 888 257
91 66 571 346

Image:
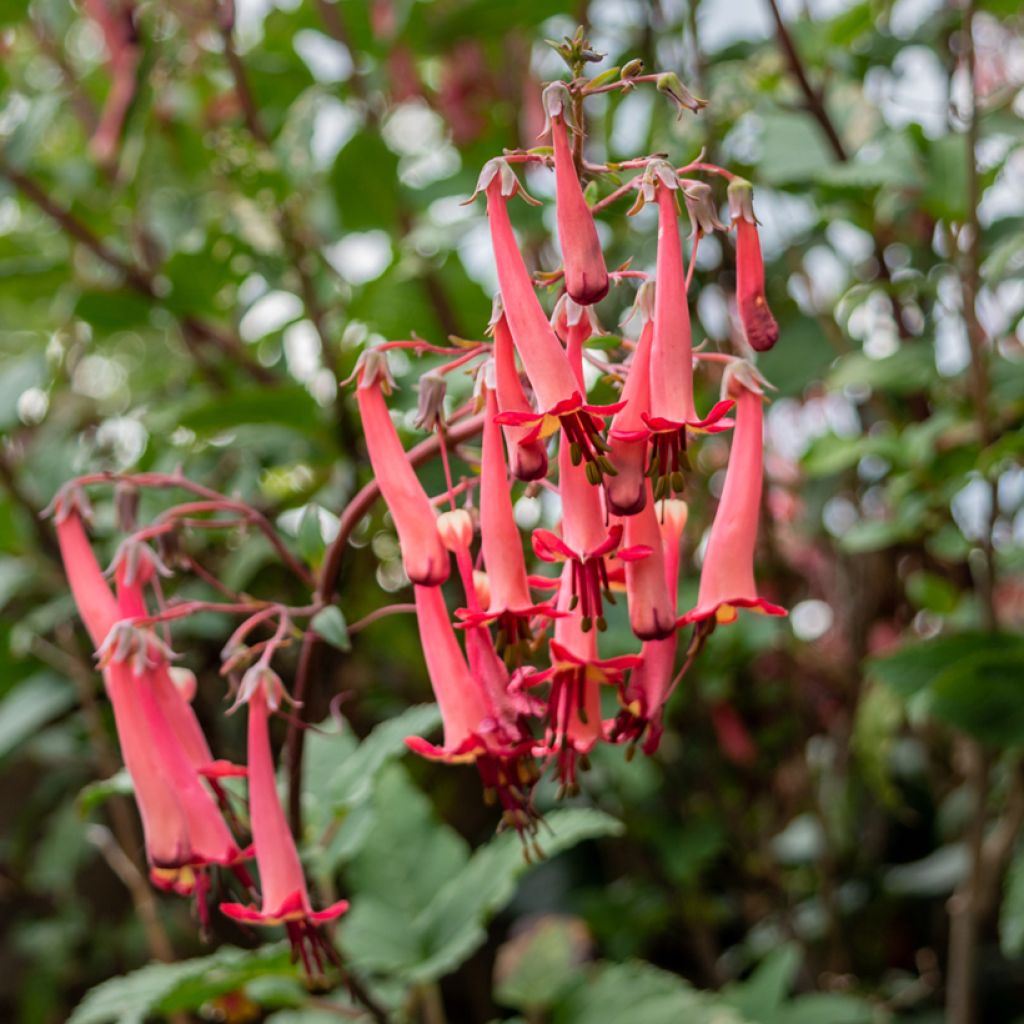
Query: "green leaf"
929 650 1024 746
923 134 968 222
828 343 936 396
868 632 1024 700
723 944 802 1016
77 770 134 817
317 704 441 810
0 673 76 760
410 808 624 982
1001 845 1024 958
852 683 903 804
69 945 297 1024
330 131 400 231
311 606 351 652
554 960 747 1024
905 570 959 614
297 504 327 567
776 994 876 1024
178 386 323 437
756 111 834 186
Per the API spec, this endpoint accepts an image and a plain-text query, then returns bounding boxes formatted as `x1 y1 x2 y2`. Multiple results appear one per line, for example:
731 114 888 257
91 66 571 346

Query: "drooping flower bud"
655 72 707 116
544 82 608 306
413 371 448 432
728 178 779 353
683 182 726 238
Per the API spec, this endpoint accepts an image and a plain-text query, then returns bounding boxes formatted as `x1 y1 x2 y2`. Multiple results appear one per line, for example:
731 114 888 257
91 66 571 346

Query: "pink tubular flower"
637 163 733 497
613 499 688 753
544 83 608 306
474 159 622 478
354 351 450 587
729 178 779 353
55 499 246 914
491 299 548 482
680 364 787 625
456 382 556 657
620 484 675 641
606 284 655 516
221 671 348 975
524 564 641 794
406 584 539 837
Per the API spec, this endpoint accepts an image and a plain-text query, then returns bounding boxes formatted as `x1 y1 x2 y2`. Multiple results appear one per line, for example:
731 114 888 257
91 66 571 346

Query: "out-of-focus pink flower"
680 365 787 625
84 0 141 167
545 83 608 306
354 352 450 586
710 699 758 766
729 178 779 353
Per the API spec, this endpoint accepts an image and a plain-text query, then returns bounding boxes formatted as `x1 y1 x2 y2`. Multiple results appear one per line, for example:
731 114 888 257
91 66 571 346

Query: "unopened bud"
727 177 756 224
541 81 576 133
233 664 290 712
683 182 727 237
465 158 541 206
627 159 680 216
437 508 474 553
354 348 397 393
413 372 447 432
658 499 689 539
656 72 707 115
169 666 197 703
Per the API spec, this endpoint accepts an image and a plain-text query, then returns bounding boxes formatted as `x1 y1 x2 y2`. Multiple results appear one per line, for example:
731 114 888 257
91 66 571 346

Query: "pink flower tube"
406 584 539 837
640 164 733 497
476 159 621 477
607 288 655 516
354 352 450 586
729 178 779 353
221 677 347 976
680 368 786 625
457 384 556 656
545 82 608 305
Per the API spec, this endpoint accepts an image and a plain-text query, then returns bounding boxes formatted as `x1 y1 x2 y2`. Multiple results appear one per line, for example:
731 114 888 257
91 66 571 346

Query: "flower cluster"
353 63 786 841
52 483 346 977
50 39 786 979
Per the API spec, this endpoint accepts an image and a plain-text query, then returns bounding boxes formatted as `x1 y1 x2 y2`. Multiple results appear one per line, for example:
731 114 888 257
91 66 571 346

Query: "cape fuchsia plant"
49 28 786 987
